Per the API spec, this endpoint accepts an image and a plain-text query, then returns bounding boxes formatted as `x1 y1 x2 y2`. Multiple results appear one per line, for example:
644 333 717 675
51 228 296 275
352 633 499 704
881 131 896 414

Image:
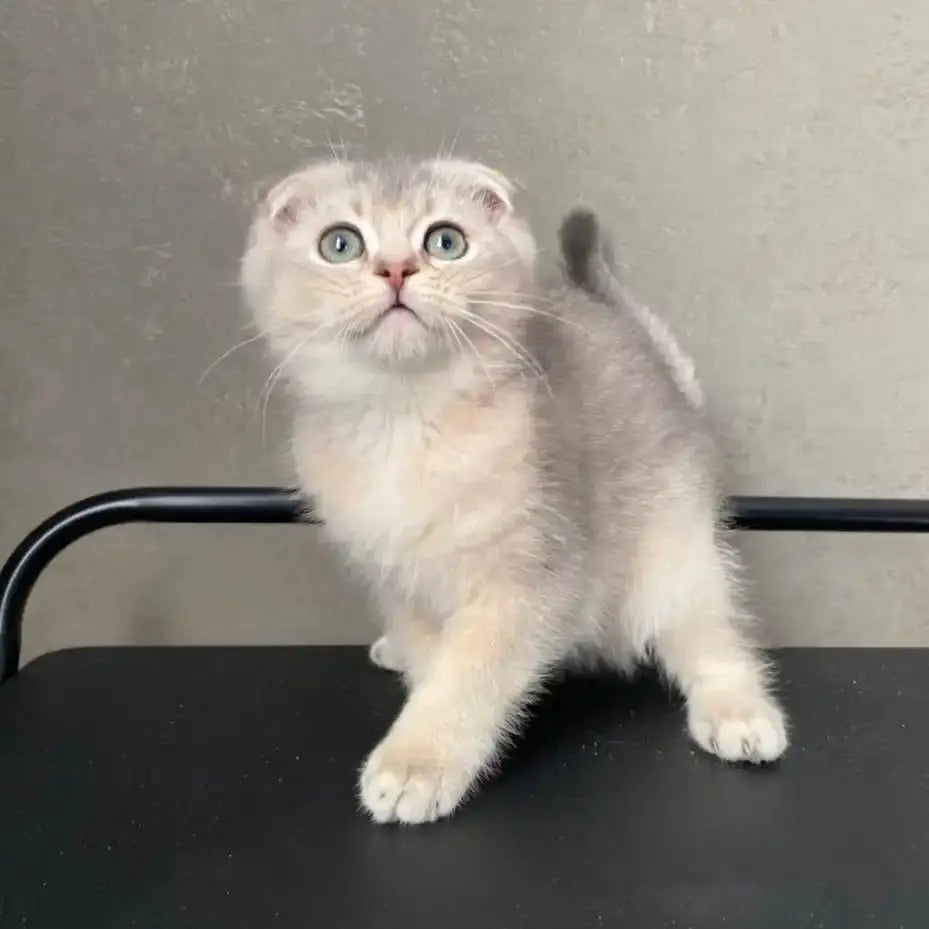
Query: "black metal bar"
728 496 929 533
0 488 312 684
1 487 928 684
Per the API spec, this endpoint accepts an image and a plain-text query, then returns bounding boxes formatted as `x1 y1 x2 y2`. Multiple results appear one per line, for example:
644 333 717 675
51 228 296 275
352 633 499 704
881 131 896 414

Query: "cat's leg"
368 596 441 687
656 596 787 764
368 636 405 673
623 498 788 763
359 579 556 824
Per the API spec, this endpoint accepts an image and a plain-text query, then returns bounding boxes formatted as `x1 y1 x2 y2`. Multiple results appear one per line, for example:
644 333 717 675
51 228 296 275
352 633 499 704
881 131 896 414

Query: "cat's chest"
311 431 459 536
293 399 531 564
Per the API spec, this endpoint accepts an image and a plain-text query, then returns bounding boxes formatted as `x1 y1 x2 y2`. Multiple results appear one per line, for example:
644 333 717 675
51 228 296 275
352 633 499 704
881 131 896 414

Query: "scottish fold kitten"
241 158 787 824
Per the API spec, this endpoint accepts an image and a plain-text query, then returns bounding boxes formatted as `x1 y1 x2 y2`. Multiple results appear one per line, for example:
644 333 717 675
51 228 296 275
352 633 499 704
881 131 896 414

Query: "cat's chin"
371 304 422 331
362 310 438 366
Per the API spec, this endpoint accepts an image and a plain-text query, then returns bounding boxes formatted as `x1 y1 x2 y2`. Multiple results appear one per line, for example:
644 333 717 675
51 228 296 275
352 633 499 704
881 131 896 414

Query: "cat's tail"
558 208 705 409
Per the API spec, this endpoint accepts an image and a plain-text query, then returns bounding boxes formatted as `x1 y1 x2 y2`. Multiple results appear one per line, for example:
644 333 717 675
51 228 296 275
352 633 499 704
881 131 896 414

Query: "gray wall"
3 1 927 662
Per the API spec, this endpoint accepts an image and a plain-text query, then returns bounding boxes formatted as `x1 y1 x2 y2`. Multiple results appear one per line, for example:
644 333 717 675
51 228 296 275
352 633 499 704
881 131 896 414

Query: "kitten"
241 158 788 825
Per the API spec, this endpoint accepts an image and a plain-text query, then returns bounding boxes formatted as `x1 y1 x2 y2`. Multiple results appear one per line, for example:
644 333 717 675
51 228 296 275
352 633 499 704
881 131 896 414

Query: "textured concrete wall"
2 1 927 661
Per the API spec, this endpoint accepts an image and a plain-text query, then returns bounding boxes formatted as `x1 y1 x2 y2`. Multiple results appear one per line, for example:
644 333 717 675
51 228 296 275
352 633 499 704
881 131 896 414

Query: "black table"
0 646 926 928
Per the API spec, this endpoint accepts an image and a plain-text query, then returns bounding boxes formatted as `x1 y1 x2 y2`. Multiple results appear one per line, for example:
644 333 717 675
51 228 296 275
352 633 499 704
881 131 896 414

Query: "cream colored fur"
241 158 788 825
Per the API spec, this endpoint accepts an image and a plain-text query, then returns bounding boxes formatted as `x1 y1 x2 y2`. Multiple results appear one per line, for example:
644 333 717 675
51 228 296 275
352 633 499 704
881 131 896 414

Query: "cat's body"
242 158 787 824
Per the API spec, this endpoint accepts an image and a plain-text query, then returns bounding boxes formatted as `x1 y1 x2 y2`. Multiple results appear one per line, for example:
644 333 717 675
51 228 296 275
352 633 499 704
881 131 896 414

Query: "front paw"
359 736 474 824
687 687 788 764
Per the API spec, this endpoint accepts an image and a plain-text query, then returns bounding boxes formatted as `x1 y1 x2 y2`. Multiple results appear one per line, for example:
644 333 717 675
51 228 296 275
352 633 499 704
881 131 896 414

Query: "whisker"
427 293 546 382
221 277 354 300
470 289 560 305
441 315 464 355
257 341 304 446
305 282 353 298
437 126 462 162
446 258 524 289
198 318 311 385
254 318 337 431
467 298 587 332
454 307 552 396
198 330 269 385
255 320 336 442
448 317 496 395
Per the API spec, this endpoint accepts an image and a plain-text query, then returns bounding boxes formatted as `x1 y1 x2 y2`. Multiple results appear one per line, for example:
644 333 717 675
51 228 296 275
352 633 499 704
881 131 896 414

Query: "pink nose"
374 260 419 291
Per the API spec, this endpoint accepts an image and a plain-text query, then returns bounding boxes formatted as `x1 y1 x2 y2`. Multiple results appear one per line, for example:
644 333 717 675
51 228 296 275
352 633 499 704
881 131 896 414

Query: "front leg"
367 596 441 688
359 580 555 824
368 635 406 673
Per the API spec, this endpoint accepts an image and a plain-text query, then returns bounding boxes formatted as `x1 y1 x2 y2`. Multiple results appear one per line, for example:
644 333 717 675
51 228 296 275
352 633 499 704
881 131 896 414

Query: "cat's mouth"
376 302 421 324
352 301 428 342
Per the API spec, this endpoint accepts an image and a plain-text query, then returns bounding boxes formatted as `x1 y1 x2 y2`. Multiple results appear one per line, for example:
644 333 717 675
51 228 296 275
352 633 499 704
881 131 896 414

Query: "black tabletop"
0 647 926 929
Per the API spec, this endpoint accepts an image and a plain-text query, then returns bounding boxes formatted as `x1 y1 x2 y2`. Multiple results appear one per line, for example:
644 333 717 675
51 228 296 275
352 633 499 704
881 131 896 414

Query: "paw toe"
689 690 788 764
359 745 469 825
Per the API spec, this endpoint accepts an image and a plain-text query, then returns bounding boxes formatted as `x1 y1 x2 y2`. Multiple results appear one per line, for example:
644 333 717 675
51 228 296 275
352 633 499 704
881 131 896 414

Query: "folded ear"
426 159 516 215
256 162 351 230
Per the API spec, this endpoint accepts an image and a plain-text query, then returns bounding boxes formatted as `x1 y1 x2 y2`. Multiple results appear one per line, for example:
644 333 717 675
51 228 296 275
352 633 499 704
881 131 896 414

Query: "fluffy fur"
241 158 788 825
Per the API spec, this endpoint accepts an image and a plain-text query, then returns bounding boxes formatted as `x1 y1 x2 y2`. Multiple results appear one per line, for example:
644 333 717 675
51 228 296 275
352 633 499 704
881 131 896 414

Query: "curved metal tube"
0 488 314 683
1 487 928 683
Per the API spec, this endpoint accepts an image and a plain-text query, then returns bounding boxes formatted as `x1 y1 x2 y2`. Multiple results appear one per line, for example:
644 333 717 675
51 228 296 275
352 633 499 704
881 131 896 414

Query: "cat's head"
241 158 537 378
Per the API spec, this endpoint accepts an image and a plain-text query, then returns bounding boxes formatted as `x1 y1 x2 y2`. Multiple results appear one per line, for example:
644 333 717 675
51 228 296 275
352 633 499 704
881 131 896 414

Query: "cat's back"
529 284 716 492
536 285 702 425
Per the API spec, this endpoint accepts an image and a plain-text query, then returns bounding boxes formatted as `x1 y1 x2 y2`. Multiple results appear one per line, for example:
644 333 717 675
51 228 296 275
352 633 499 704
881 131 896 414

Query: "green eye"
424 223 468 261
318 225 365 263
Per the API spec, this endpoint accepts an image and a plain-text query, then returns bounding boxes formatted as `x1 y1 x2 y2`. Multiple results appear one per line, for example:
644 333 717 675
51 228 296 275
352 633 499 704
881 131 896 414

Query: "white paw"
687 688 788 764
359 739 472 824
368 635 405 673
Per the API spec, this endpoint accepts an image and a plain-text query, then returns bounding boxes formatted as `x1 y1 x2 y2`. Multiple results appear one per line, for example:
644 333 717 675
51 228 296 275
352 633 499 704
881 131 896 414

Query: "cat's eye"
423 223 468 261
318 225 365 263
